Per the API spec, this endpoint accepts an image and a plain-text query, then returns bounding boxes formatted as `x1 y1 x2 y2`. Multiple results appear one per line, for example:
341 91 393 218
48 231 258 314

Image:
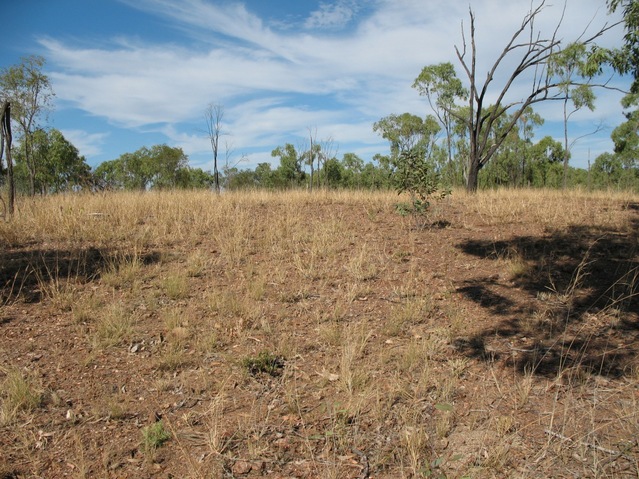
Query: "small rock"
232 460 252 475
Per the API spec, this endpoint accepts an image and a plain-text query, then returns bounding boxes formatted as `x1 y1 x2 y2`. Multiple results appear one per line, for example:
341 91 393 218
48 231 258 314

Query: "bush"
393 151 449 217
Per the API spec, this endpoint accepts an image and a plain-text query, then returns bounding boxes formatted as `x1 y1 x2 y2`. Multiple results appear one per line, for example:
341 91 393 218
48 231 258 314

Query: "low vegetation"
0 188 638 478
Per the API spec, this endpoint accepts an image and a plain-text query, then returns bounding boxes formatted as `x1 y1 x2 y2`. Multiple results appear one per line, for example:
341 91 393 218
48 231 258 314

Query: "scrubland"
0 188 638 478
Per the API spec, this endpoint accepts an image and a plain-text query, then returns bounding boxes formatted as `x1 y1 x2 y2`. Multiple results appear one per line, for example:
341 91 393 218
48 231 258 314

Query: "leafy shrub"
393 151 449 217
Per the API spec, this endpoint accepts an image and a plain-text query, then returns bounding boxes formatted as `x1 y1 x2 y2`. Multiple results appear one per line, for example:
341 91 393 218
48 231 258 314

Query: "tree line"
1 0 639 201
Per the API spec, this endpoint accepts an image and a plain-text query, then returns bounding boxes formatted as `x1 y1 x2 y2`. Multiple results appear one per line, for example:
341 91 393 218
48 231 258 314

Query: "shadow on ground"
0 247 161 306
454 210 639 378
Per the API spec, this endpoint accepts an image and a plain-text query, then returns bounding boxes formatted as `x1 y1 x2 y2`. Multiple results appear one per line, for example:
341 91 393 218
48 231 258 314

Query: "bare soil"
1 191 638 478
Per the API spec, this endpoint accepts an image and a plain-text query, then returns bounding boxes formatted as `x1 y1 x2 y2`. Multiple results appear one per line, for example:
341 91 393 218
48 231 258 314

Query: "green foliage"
93 144 213 190
11 128 91 194
413 62 468 108
271 143 306 188
373 113 440 160
0 55 55 195
242 351 285 377
374 111 449 213
141 420 171 454
607 0 639 93
392 150 449 217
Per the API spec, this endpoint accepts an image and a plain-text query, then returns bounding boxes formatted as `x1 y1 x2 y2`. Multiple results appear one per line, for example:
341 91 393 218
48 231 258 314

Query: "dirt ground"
0 190 638 478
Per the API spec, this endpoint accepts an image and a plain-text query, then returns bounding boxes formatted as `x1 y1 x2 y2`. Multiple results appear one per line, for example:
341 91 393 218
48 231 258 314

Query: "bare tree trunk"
205 104 224 194
309 130 314 192
1 101 15 215
562 97 570 189
467 157 481 193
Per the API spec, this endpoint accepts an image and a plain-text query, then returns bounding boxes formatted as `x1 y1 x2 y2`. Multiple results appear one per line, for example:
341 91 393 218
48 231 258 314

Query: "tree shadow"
454 215 639 378
0 246 161 305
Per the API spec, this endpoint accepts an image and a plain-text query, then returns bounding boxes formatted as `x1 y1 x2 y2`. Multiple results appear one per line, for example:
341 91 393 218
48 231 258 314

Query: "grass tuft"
0 367 42 425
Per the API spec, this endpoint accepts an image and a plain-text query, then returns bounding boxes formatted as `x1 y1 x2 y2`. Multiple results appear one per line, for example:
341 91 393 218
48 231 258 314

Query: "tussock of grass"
0 367 42 425
92 303 135 349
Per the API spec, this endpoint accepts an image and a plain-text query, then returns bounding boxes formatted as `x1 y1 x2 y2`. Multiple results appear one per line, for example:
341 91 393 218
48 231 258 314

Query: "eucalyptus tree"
413 62 468 171
515 107 544 187
610 108 639 188
528 136 566 188
607 0 639 95
341 152 364 188
374 112 446 211
373 113 440 161
412 1 617 192
0 56 54 195
94 145 189 190
271 143 305 188
549 43 597 188
23 128 90 193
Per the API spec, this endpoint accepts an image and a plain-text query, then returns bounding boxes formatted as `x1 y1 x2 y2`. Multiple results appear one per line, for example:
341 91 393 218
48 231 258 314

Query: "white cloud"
59 129 109 159
42 0 629 168
305 1 358 30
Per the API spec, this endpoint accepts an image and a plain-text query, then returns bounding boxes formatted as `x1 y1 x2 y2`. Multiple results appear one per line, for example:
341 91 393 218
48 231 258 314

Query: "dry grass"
0 188 638 478
0 367 42 426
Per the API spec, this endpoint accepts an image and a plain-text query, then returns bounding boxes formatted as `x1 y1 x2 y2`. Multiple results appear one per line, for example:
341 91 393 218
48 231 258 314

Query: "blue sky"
1 0 629 171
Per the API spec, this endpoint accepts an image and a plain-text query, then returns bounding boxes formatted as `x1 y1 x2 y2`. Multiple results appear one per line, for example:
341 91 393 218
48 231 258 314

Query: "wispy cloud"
304 0 359 30
58 129 109 158
40 0 626 168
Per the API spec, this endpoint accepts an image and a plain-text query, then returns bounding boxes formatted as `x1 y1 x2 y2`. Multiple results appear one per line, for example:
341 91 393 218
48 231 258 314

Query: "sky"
1 0 630 172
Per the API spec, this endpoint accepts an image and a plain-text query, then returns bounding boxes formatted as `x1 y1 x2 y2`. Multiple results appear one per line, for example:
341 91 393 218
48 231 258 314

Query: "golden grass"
0 187 638 478
0 367 42 425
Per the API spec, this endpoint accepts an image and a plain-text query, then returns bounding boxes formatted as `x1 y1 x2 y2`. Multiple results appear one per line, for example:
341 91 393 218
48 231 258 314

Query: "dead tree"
1 101 15 216
205 104 225 194
456 2 620 192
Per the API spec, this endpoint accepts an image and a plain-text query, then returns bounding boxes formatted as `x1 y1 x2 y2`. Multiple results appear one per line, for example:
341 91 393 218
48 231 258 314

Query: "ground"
0 189 638 478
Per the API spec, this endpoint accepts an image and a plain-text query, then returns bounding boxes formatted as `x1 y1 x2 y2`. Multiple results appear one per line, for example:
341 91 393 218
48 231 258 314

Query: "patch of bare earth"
0 190 638 478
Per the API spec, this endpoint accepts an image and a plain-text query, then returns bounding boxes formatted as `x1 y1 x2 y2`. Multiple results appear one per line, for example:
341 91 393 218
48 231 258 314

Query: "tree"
11 128 91 193
610 108 639 188
304 127 318 191
607 0 639 94
254 162 275 188
93 145 190 190
271 143 305 188
223 168 257 190
341 153 365 188
204 104 224 194
516 107 544 187
302 141 321 190
373 113 440 161
322 157 343 188
413 62 468 173
414 2 615 192
591 152 625 188
549 42 597 188
0 101 15 215
0 56 54 195
181 167 216 189
39 129 90 192
94 159 125 190
528 136 566 188
145 144 189 189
